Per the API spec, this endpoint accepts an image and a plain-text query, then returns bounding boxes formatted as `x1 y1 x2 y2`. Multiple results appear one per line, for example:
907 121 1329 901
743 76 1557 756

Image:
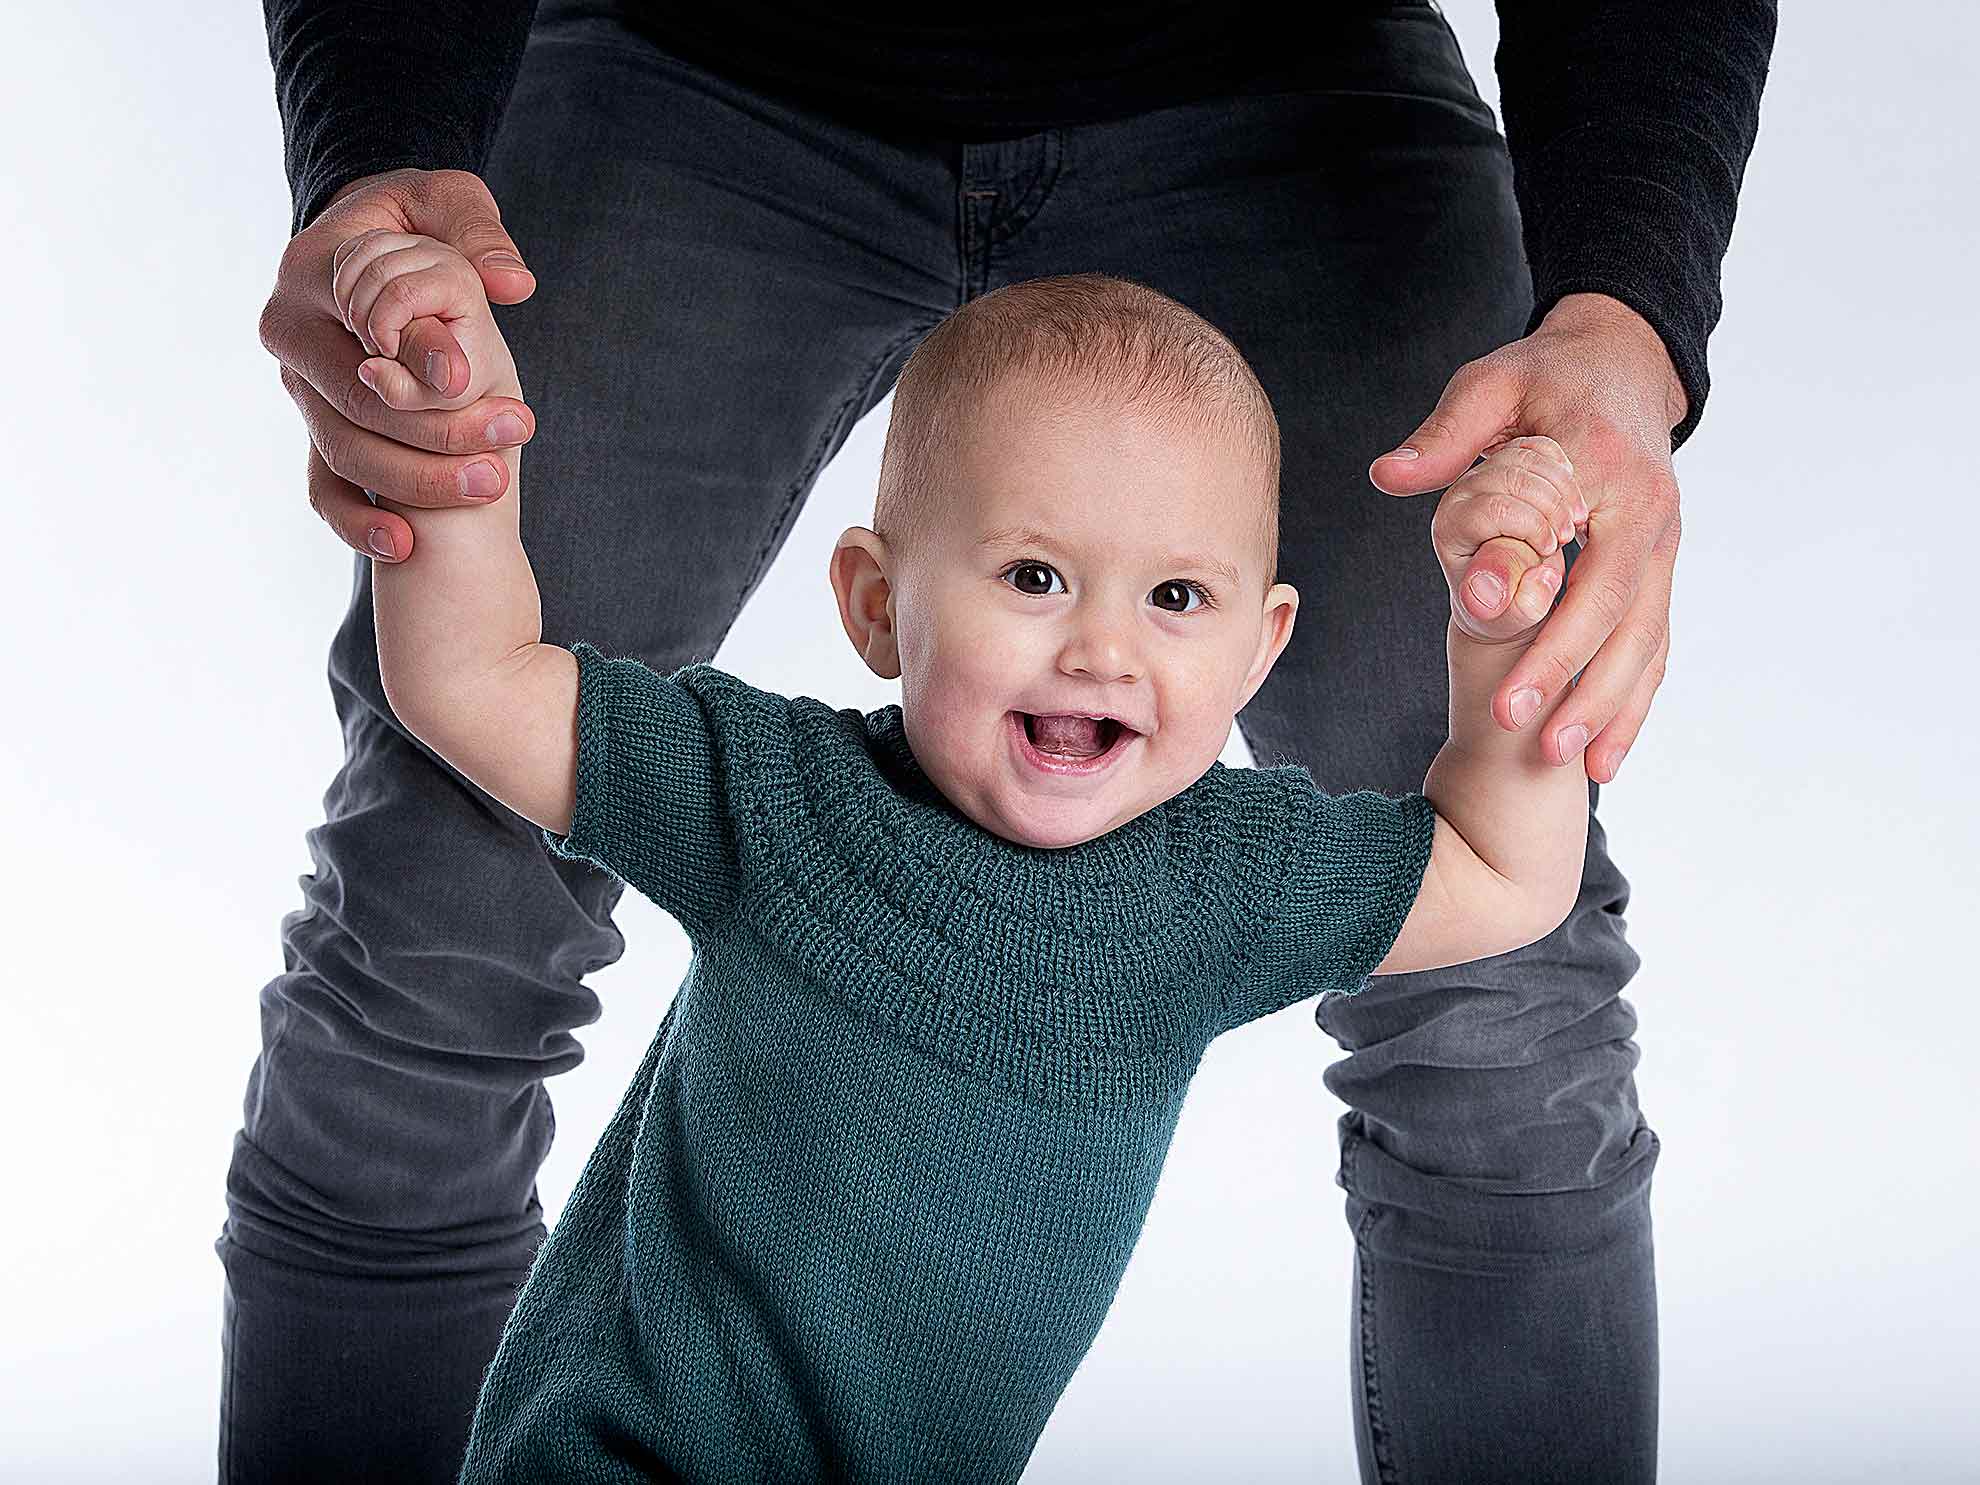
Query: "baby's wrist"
1446 610 1541 654
1445 614 1537 748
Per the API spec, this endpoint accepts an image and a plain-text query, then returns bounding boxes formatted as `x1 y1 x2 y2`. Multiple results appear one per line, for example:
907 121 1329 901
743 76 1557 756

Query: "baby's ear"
1234 582 1298 712
829 528 902 680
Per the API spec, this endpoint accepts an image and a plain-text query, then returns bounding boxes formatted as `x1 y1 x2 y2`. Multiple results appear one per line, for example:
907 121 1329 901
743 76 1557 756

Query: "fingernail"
483 253 528 272
1384 445 1421 462
1558 723 1590 758
486 412 527 444
1467 571 1506 610
1572 497 1589 522
1509 687 1543 728
357 364 377 393
1519 577 1555 619
461 460 502 499
366 526 397 561
424 350 448 392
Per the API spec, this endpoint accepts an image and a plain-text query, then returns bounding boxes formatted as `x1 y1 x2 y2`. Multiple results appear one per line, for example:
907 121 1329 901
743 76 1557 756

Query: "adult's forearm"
371 425 542 731
263 0 540 236
1494 0 1778 450
1424 620 1589 928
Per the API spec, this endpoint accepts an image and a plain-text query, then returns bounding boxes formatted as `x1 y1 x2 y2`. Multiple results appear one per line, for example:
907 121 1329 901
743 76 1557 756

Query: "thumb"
1370 361 1523 495
407 171 538 306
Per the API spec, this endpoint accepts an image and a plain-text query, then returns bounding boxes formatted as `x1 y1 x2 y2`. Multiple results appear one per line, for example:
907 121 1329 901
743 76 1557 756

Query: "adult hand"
258 167 540 563
1369 292 1690 783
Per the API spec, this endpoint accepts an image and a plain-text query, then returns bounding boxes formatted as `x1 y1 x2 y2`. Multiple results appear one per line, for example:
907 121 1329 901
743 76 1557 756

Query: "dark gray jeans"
218 3 1661 1479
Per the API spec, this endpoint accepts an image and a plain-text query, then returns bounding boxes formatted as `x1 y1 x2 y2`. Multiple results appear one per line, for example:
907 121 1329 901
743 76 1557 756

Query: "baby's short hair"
875 273 1281 585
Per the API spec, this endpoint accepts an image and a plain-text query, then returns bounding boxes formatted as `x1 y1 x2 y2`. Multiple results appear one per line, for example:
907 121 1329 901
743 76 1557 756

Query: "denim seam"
989 130 1065 247
725 320 938 623
1348 1133 1401 1485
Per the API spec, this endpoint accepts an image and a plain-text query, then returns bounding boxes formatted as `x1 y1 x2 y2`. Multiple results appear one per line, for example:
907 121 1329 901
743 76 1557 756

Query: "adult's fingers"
269 312 532 486
307 441 406 562
1497 496 1674 756
281 358 520 522
1544 511 1680 774
399 168 538 306
1584 619 1671 783
261 171 533 511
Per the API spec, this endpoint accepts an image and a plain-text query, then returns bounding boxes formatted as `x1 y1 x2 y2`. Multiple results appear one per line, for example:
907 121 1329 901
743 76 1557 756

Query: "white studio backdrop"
2 3 1975 1480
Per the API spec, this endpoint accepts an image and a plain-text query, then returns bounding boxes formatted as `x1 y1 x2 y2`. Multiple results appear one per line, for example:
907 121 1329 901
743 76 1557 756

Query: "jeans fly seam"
988 130 1065 247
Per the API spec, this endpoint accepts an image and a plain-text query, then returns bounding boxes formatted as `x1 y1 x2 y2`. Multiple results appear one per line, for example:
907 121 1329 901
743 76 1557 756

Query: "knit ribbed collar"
857 699 1182 905
699 668 1277 1105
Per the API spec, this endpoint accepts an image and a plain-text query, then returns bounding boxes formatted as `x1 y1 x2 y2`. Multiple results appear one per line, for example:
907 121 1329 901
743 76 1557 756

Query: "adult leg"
989 8 1660 1480
215 8 954 1478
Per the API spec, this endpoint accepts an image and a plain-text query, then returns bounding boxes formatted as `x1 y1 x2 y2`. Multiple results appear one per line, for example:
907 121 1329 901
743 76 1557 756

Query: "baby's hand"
330 230 521 410
1432 434 1587 644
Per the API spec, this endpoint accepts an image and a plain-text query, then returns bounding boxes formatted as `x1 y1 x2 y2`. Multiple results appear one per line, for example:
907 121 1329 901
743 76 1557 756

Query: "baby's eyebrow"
975 525 1242 588
974 523 1059 552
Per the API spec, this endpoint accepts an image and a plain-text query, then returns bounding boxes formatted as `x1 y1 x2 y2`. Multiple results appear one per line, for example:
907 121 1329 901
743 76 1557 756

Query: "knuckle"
1454 357 1513 396
1516 449 1572 509
334 370 377 427
315 424 354 484
1485 492 1530 534
1533 646 1577 691
440 412 481 458
1506 464 1545 505
256 297 285 354
1589 570 1636 627
418 455 463 505
1509 432 1566 465
1417 409 1464 447
372 275 414 321
1627 617 1667 657
1650 501 1683 558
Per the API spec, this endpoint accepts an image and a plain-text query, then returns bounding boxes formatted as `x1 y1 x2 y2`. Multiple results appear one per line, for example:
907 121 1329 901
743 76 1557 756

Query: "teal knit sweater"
458 642 1436 1484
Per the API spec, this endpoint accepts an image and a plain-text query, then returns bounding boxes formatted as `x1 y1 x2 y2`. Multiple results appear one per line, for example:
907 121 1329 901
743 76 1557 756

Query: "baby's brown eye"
1004 562 1063 596
1152 580 1209 614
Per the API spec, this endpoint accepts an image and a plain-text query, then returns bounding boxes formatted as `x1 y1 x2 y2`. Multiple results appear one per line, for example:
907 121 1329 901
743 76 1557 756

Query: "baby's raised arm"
1374 436 1592 974
331 230 579 835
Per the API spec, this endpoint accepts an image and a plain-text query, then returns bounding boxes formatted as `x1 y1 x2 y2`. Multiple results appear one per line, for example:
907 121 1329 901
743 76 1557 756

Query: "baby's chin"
966 807 1117 850
902 701 1206 848
964 778 1173 850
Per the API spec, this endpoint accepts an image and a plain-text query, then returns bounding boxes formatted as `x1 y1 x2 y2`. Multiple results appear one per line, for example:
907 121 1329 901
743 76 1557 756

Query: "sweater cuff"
539 641 622 876
1514 122 1729 454
1318 790 1439 998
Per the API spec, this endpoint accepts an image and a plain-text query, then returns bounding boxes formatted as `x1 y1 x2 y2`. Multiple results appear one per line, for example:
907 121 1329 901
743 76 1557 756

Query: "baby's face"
834 378 1299 849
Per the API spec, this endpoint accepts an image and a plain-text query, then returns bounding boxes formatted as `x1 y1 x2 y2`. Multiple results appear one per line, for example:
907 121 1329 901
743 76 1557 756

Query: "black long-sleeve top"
262 1 1776 452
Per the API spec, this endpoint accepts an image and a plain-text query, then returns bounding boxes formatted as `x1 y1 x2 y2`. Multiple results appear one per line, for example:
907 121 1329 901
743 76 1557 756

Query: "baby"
333 232 1589 1482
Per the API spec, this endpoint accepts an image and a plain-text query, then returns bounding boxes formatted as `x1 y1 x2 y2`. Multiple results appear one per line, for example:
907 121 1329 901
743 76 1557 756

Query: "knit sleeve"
539 642 742 942
1224 778 1438 1031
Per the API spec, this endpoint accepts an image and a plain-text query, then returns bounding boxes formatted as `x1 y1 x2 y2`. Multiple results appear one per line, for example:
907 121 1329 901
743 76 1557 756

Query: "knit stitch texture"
457 641 1436 1483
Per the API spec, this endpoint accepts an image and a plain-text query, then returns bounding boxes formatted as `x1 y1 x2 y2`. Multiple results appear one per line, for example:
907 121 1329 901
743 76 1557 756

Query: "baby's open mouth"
1020 711 1127 760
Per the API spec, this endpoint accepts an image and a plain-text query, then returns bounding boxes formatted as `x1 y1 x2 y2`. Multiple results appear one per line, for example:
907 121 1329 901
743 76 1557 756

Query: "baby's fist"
330 229 520 409
1431 435 1586 644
